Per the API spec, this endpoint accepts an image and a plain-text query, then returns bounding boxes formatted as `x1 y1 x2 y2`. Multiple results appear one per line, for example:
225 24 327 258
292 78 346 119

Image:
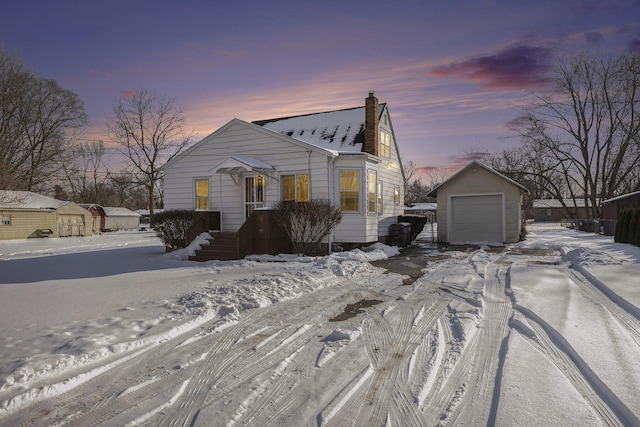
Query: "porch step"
189 232 240 261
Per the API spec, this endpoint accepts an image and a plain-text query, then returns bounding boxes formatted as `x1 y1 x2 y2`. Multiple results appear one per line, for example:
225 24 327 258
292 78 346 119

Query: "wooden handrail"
187 211 221 246
236 213 256 258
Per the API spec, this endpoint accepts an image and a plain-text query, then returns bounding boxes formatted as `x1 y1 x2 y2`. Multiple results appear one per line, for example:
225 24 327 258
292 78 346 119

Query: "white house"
162 92 405 253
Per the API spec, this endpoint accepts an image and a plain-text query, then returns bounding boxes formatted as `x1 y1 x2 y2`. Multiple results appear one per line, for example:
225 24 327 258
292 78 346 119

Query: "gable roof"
0 190 68 210
252 103 387 154
428 160 530 197
161 118 340 171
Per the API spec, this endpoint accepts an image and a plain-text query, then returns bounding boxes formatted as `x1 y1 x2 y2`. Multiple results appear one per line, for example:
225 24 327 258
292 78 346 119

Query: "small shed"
428 161 529 244
532 199 589 222
84 204 141 231
600 191 640 236
0 191 92 239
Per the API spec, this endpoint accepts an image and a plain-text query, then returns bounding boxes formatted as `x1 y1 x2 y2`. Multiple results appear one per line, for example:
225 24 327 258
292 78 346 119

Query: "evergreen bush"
630 209 640 246
398 215 428 242
615 209 630 243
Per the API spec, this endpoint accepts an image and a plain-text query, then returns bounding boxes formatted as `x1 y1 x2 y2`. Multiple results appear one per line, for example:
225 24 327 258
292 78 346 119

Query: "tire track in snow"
565 266 640 347
319 291 450 426
155 278 377 426
446 261 511 425
512 306 637 426
421 254 511 426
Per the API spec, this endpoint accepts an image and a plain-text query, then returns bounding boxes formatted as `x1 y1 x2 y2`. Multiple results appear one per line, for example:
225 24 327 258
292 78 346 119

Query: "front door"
244 175 265 219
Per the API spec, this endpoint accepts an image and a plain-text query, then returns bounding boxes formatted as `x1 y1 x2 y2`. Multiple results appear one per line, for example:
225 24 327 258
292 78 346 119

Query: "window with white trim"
1 215 11 226
368 170 377 213
340 170 359 212
282 173 309 202
380 131 391 157
394 185 400 205
195 178 209 210
377 181 383 213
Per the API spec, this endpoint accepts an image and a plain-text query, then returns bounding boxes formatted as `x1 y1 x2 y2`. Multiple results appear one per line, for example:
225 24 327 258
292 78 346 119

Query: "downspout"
327 155 336 253
219 173 223 231
307 150 312 196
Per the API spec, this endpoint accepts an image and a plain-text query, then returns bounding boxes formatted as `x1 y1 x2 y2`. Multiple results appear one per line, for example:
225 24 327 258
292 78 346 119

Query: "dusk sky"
2 0 639 180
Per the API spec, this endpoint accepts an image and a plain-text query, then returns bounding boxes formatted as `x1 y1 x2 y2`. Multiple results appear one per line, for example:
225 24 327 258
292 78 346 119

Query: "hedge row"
614 208 640 246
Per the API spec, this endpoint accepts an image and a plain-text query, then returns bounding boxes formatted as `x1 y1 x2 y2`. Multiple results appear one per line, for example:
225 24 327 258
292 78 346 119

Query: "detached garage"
429 161 529 244
0 191 92 240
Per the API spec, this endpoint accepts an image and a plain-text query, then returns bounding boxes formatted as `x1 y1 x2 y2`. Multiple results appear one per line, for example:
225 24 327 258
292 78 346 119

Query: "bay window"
340 170 359 211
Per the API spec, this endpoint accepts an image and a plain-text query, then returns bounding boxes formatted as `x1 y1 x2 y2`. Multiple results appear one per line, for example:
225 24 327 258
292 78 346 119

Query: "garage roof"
427 160 529 197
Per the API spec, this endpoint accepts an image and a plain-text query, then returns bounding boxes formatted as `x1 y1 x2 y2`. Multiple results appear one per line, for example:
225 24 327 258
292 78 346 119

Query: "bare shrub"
273 199 342 255
154 209 193 251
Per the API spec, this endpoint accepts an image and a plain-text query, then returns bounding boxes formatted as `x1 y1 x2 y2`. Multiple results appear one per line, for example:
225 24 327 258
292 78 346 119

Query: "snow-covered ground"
0 223 639 426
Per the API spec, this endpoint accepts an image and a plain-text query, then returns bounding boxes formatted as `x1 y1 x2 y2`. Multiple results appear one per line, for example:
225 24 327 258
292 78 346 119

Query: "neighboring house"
162 91 405 255
427 161 529 244
134 209 164 225
0 191 92 240
404 202 437 221
82 204 141 231
600 191 640 236
532 199 589 222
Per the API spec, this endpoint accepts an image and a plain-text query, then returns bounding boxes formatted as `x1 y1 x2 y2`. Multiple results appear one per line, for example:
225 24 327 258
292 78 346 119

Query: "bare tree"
510 53 640 219
0 47 87 191
62 140 111 203
402 159 418 186
107 89 192 224
422 168 451 189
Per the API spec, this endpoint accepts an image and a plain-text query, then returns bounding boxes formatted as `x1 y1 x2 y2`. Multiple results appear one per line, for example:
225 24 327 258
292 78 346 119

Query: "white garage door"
58 215 86 237
450 195 503 243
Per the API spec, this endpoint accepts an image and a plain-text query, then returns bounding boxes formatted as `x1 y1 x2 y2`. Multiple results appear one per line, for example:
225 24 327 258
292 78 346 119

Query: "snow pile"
0 238 398 406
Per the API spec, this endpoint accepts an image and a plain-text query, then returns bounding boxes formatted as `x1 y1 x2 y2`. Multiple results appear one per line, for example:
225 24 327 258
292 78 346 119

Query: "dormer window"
380 131 391 157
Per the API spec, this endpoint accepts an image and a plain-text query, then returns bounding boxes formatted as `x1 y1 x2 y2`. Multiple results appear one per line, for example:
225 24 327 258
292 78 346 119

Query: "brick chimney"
364 90 379 156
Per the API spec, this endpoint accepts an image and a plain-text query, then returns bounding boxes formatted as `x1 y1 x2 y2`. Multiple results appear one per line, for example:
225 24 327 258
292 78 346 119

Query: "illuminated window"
340 170 359 211
1 215 11 226
394 185 400 205
195 179 209 210
377 181 383 213
368 170 377 213
380 131 391 157
282 173 309 202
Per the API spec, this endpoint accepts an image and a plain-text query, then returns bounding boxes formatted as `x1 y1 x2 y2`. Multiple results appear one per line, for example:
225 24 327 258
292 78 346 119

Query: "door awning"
210 155 275 174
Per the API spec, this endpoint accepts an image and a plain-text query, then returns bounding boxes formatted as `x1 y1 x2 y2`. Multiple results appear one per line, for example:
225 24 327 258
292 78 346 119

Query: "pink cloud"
120 90 135 98
431 44 554 89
